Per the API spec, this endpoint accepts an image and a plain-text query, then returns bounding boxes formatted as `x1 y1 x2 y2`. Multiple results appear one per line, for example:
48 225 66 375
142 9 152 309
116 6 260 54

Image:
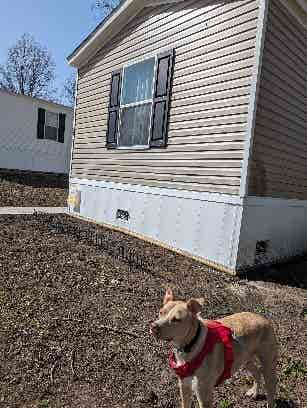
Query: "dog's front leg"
178 378 193 408
194 383 213 408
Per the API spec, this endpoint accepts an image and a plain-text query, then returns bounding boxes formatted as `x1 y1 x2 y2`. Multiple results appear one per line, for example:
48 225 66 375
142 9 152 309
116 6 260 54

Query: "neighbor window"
106 50 175 150
45 111 59 141
37 108 66 143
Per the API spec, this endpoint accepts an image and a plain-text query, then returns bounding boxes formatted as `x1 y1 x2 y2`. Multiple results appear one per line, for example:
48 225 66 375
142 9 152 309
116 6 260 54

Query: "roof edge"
68 0 307 69
67 0 184 68
0 89 73 111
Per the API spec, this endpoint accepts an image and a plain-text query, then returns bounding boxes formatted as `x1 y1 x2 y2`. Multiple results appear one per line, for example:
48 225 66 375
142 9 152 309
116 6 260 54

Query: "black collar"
176 322 202 353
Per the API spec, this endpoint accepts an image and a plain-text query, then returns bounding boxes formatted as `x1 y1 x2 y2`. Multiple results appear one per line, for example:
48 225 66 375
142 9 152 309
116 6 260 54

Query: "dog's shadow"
275 399 298 408
254 396 297 408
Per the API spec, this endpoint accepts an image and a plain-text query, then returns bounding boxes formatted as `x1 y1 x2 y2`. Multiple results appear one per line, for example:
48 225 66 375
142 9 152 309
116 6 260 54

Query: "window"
37 108 66 143
119 57 155 148
106 50 174 150
45 111 59 141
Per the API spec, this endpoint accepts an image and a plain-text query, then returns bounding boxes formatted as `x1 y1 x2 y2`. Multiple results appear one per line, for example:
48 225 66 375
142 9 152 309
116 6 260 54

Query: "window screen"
119 104 152 147
121 58 155 105
118 57 156 147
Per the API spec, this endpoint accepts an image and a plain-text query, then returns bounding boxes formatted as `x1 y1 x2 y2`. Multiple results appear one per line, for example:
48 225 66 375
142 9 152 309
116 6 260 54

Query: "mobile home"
0 90 73 174
67 0 307 273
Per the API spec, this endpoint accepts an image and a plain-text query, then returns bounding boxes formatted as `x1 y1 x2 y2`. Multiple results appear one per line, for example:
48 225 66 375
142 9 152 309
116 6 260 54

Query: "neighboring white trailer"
0 90 73 174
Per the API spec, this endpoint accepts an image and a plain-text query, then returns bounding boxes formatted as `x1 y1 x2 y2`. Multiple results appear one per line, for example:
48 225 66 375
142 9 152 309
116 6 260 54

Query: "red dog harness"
169 320 234 386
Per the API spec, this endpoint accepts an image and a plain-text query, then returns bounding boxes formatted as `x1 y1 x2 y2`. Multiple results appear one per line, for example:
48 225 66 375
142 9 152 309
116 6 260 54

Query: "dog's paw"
245 386 258 399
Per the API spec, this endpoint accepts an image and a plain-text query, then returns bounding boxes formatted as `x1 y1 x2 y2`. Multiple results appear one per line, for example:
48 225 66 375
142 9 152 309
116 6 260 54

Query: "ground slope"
0 215 306 408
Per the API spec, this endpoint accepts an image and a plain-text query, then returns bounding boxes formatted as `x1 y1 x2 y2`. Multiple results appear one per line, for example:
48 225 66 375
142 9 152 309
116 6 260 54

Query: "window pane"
121 58 155 105
46 111 58 127
119 104 151 147
45 126 58 141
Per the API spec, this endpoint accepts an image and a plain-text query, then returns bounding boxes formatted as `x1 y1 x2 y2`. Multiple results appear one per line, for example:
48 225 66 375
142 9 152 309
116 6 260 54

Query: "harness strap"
169 320 234 385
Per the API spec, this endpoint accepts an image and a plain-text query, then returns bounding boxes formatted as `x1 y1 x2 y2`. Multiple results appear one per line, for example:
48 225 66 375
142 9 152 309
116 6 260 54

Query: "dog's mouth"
150 328 172 342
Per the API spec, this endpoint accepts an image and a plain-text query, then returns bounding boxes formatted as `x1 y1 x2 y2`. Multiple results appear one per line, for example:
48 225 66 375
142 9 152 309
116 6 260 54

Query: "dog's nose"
150 322 160 336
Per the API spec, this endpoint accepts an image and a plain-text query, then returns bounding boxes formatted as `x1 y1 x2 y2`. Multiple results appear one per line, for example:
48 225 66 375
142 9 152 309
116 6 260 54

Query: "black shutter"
37 108 45 139
58 113 66 143
106 69 122 149
150 49 175 148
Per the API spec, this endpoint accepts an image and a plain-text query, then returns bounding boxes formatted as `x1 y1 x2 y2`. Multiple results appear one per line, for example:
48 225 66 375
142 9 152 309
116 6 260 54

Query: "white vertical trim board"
240 0 268 197
69 71 79 186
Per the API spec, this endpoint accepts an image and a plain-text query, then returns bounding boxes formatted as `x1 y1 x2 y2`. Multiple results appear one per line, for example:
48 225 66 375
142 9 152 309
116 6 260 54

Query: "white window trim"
117 54 158 150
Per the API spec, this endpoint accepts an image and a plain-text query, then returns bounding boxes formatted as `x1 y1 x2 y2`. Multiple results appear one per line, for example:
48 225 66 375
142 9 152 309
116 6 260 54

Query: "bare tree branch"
91 0 120 20
62 72 76 107
0 33 56 99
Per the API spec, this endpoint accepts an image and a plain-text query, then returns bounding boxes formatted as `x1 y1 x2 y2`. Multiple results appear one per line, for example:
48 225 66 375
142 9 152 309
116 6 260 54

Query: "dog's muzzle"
150 322 160 338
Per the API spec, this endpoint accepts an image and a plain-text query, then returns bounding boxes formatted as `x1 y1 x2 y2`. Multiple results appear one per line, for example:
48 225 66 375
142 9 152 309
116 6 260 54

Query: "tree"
0 33 56 99
62 72 77 107
91 0 120 20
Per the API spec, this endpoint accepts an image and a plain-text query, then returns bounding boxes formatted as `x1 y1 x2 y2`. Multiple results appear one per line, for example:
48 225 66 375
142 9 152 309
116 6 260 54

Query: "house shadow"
275 398 298 408
0 169 68 189
238 255 307 290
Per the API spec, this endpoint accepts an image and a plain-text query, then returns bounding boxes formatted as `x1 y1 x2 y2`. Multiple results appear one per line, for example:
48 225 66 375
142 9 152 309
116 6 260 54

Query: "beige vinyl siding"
71 0 261 194
248 0 307 199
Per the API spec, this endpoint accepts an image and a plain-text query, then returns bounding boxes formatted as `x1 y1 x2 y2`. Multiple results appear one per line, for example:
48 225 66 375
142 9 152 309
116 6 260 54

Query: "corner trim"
240 0 268 197
68 71 79 186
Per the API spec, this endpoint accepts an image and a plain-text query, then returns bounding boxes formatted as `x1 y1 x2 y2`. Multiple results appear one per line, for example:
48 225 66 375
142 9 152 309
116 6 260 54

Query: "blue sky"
0 1 100 94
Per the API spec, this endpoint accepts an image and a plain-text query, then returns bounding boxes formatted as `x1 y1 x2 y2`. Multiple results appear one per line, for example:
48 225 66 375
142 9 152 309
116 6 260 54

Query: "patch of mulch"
0 170 68 207
0 214 306 408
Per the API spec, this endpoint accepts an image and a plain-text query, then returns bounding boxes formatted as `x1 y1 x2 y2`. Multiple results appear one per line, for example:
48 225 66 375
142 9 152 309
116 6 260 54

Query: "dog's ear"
163 288 174 305
187 298 204 315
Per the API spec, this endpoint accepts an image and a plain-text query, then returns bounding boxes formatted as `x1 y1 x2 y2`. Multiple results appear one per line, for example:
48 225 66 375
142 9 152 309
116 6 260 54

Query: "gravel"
0 214 306 408
0 170 68 207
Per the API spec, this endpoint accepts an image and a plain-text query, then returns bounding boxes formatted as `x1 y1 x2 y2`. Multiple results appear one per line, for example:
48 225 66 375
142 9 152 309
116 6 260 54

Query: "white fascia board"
68 0 306 69
68 0 185 68
68 0 141 68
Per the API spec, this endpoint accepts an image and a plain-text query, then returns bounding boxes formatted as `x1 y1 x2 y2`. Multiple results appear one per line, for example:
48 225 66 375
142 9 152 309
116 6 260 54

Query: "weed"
38 400 50 408
279 383 291 400
255 305 266 314
282 359 307 377
219 399 232 408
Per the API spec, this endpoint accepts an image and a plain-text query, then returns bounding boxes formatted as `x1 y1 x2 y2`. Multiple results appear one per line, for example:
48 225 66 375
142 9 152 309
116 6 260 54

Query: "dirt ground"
0 170 68 207
0 214 306 408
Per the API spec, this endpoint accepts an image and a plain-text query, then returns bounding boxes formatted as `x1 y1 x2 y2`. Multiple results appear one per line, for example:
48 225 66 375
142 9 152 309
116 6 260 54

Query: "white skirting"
68 178 307 272
237 196 307 269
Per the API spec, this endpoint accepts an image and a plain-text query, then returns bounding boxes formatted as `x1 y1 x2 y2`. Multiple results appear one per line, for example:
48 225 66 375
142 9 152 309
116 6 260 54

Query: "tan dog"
150 288 278 408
